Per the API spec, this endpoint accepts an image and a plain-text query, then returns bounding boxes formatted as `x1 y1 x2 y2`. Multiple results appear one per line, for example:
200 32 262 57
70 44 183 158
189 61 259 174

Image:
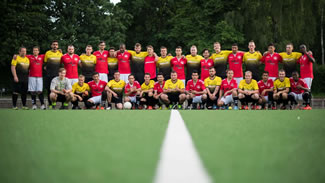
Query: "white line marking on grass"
154 110 212 183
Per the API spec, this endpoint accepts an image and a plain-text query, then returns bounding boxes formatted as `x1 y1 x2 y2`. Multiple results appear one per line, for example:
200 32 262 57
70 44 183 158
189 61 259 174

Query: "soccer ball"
123 102 132 109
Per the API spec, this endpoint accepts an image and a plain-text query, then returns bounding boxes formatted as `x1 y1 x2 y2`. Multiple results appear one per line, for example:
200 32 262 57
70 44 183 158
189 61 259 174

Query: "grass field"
1 109 325 183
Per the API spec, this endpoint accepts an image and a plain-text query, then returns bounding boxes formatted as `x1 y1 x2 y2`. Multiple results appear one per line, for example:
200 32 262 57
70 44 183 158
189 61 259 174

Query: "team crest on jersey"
100 85 103 88
181 61 184 64
231 84 234 87
38 58 41 60
237 56 242 59
197 86 200 89
74 58 78 61
208 63 211 66
104 54 107 57
274 57 277 60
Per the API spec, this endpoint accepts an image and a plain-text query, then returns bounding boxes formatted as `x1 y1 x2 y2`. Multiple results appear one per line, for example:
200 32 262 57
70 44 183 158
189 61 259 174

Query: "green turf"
0 110 169 183
181 110 325 183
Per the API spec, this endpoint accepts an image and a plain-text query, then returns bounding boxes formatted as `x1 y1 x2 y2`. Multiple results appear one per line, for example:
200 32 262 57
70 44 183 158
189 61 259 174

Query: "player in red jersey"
288 71 312 110
153 72 166 109
200 49 214 80
26 46 45 110
124 74 141 108
61 45 80 87
217 69 239 109
170 46 187 86
297 44 315 89
117 43 132 83
144 45 158 80
257 71 274 109
185 70 207 109
85 72 108 109
228 43 244 84
93 41 109 82
261 43 283 80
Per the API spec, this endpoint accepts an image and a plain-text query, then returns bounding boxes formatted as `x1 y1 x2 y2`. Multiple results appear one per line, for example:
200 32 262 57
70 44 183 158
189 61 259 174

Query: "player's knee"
116 103 123 109
202 94 207 100
124 97 130 102
232 90 238 96
282 93 288 99
148 92 153 97
238 93 244 99
252 94 259 99
140 98 146 102
180 94 186 100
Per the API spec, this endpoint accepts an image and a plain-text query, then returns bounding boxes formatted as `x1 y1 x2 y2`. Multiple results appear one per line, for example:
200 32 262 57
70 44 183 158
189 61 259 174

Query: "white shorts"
234 77 243 85
262 95 268 102
89 95 102 105
180 79 186 87
28 77 43 92
120 74 130 83
289 92 303 101
128 96 137 103
192 95 202 103
269 77 277 81
221 95 233 105
99 73 108 82
303 78 312 89
68 78 78 88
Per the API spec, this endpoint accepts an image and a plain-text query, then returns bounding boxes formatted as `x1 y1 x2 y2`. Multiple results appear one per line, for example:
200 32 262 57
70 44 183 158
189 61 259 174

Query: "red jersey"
94 50 109 74
297 54 314 79
154 81 165 94
261 53 283 77
117 51 132 74
171 57 187 80
144 55 156 79
220 78 237 96
200 58 214 80
290 78 308 94
88 80 107 97
228 52 244 78
27 54 44 77
257 79 274 96
186 79 206 96
61 54 80 79
124 81 141 97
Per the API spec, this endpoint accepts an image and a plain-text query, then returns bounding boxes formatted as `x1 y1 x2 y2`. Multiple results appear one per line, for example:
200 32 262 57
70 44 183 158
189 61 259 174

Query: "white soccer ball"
123 102 132 109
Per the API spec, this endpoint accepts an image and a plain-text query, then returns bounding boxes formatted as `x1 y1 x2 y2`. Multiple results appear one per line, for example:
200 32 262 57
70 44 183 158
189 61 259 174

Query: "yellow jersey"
72 82 90 94
273 77 291 91
107 79 126 95
128 50 148 75
141 80 155 90
44 50 63 76
185 54 204 79
163 79 185 90
79 54 96 77
11 55 30 80
210 50 232 77
279 52 302 77
239 79 259 91
157 56 173 77
204 76 222 93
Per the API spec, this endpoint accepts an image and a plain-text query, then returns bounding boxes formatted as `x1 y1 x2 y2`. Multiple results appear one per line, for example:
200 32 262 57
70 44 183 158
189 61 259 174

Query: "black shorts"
111 95 123 104
57 93 67 102
45 75 56 91
244 94 254 102
167 92 180 103
207 92 219 106
13 80 28 94
74 93 89 101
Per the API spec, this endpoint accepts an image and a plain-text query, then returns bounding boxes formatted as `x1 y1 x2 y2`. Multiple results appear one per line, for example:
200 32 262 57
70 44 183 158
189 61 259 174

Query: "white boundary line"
153 110 212 183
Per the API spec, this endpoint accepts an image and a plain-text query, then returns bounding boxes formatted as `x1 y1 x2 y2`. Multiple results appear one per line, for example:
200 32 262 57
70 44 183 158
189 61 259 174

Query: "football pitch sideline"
0 109 325 183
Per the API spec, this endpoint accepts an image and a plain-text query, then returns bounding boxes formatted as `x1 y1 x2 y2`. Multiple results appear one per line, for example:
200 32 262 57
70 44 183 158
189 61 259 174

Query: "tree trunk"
321 7 324 65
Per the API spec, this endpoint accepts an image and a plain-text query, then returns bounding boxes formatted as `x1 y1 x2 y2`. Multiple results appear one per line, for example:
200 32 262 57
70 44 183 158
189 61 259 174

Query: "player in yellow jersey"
44 40 63 107
70 75 90 109
105 71 126 110
238 71 259 110
204 67 222 109
210 42 232 79
108 47 118 81
11 47 30 109
243 40 262 80
161 71 186 109
139 73 155 109
279 43 302 77
157 46 173 80
79 45 96 82
273 69 291 109
128 43 148 84
185 45 203 82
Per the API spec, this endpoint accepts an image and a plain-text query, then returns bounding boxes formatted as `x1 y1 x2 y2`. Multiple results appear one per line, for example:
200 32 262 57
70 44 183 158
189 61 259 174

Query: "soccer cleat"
12 106 18 110
303 105 312 110
59 105 65 110
272 106 277 110
168 104 173 109
251 105 256 110
72 105 77 110
147 106 153 110
233 106 239 110
256 105 262 110
40 104 46 110
22 106 29 110
106 106 112 110
178 104 183 110
244 105 249 110
241 105 245 110
212 105 217 110
280 106 287 110
32 105 37 110
100 106 105 110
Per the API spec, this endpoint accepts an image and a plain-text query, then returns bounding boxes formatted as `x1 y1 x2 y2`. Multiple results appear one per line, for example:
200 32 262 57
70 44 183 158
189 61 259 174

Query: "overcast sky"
111 0 121 4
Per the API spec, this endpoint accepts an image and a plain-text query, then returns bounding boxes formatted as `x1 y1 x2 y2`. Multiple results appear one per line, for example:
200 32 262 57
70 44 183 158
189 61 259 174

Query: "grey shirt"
50 76 71 92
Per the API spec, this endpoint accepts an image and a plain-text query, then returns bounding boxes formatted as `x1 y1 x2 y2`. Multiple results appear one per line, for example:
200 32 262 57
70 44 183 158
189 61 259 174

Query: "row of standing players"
11 41 314 109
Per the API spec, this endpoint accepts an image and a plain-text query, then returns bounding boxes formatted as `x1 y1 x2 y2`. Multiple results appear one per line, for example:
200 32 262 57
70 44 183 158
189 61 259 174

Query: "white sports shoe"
40 104 46 110
106 106 112 110
32 105 37 110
